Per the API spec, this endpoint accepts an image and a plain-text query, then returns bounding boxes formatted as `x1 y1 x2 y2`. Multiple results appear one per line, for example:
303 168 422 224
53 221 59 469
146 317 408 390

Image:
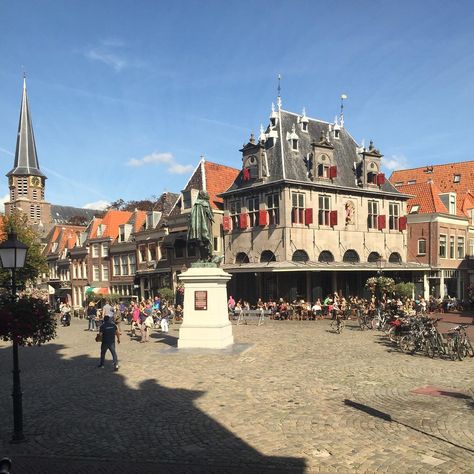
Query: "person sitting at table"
311 299 322 320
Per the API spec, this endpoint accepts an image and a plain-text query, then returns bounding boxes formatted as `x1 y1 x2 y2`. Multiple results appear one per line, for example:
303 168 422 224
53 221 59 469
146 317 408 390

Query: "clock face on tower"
30 176 41 188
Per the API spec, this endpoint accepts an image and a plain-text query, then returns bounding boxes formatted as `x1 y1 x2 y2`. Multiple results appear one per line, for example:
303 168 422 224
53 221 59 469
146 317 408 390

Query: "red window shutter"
242 168 250 181
329 165 337 179
329 210 338 227
376 173 385 186
304 208 313 225
399 216 407 231
222 216 231 232
378 215 386 230
239 213 248 229
258 210 268 226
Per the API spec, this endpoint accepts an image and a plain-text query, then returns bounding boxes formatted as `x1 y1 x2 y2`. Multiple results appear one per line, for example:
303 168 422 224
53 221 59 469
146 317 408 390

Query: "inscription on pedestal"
194 291 208 310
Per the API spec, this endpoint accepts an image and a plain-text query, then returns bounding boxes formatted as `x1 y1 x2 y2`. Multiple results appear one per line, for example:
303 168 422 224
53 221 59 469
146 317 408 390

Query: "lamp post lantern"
0 232 28 443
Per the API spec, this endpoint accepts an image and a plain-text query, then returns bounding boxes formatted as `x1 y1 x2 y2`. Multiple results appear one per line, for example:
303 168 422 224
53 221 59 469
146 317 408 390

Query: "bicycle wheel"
400 335 415 354
387 326 397 344
423 338 435 358
462 338 474 357
456 339 467 361
445 338 457 361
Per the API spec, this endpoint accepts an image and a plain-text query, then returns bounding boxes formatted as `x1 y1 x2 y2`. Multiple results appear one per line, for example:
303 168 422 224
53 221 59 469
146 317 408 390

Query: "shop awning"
85 286 109 295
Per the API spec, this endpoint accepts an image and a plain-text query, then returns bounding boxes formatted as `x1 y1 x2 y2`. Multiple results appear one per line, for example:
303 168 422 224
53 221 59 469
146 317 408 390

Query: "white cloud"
86 49 127 72
82 200 110 210
126 152 193 175
84 39 129 72
0 147 14 157
383 154 409 171
0 193 9 213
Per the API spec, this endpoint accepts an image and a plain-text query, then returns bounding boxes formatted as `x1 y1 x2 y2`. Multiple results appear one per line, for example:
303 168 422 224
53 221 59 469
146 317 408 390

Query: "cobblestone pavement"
0 317 472 473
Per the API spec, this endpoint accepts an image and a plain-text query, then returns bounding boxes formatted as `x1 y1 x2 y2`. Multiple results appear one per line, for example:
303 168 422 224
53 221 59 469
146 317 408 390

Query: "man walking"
98 315 120 371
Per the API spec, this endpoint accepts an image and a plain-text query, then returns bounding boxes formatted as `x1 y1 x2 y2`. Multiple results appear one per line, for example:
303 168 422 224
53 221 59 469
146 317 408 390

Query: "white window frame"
418 239 426 255
439 234 447 258
102 263 109 281
291 192 305 224
457 236 465 259
318 195 330 226
93 264 100 281
388 203 399 230
368 200 379 229
92 243 100 258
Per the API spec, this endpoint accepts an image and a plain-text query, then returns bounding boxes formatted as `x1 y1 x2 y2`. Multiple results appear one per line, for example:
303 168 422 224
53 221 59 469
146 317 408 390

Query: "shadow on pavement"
0 343 305 473
150 332 178 347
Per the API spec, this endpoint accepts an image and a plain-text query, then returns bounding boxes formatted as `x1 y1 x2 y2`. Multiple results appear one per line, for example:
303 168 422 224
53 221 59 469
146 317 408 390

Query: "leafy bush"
394 282 415 299
158 287 174 303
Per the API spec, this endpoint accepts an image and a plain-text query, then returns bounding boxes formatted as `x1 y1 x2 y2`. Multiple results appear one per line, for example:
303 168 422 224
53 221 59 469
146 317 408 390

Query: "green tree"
0 212 48 291
394 282 415 299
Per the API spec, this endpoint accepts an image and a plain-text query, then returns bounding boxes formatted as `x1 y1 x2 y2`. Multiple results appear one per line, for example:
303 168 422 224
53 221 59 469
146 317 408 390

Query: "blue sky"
0 0 473 210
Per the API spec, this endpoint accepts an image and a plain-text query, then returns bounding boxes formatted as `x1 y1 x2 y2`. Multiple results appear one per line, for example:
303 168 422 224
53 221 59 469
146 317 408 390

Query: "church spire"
6 76 46 178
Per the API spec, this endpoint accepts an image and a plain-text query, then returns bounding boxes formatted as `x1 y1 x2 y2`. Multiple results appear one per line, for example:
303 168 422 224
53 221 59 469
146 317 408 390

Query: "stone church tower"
5 77 52 226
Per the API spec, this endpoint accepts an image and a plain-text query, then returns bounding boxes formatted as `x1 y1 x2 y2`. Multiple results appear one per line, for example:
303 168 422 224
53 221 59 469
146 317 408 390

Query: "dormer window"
270 117 277 127
453 174 461 183
334 129 340 139
302 122 308 132
409 205 420 214
97 224 106 237
407 179 416 185
287 124 299 152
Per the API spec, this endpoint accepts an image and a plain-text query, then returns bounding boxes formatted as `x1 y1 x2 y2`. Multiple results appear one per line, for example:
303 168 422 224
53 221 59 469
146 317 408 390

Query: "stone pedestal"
178 266 234 349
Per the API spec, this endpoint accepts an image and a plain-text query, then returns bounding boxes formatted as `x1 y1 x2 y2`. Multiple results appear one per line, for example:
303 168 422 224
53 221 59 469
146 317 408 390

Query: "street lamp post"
0 232 28 443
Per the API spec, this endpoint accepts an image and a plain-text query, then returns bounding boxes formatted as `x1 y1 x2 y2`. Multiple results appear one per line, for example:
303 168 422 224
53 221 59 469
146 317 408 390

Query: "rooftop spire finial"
340 93 347 127
277 74 282 110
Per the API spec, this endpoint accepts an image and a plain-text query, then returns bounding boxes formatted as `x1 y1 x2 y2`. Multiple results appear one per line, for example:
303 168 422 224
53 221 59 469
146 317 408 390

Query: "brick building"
391 162 474 299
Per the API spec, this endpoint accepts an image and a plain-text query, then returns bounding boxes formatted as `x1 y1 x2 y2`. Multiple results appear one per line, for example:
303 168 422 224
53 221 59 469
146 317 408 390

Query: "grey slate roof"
6 77 46 178
224 109 402 196
50 205 100 224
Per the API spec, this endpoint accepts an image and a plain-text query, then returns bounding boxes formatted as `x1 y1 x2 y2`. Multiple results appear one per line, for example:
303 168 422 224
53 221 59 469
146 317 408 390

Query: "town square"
0 1 474 473
0 316 473 473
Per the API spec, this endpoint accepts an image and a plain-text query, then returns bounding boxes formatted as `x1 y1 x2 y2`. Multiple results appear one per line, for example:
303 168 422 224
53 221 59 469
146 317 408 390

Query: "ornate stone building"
221 99 427 302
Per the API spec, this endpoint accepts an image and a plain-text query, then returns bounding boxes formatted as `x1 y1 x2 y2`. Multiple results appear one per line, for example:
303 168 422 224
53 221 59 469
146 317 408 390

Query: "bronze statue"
187 190 214 261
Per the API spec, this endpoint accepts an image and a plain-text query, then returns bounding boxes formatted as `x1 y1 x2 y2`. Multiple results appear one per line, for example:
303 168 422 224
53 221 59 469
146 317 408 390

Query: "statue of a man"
187 190 214 261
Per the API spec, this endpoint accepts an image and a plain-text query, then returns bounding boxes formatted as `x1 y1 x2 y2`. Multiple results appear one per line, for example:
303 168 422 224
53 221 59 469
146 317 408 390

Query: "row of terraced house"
4 79 474 308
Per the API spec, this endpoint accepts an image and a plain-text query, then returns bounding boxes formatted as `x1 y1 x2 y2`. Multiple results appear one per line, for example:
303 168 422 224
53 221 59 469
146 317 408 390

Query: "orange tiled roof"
89 210 132 240
45 224 85 255
390 161 474 194
397 182 449 214
204 161 240 210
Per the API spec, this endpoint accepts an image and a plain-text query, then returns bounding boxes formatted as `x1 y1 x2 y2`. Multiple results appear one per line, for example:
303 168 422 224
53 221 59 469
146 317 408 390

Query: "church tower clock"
4 77 52 227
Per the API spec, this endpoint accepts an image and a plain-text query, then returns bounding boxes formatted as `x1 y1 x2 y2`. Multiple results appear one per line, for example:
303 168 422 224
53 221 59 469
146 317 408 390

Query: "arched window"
235 252 249 264
389 252 402 263
368 252 381 263
292 250 309 263
260 250 276 263
343 249 360 263
318 251 334 263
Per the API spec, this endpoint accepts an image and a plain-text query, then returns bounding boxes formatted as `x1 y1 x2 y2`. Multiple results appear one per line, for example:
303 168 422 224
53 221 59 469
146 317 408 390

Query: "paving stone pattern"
0 318 472 473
